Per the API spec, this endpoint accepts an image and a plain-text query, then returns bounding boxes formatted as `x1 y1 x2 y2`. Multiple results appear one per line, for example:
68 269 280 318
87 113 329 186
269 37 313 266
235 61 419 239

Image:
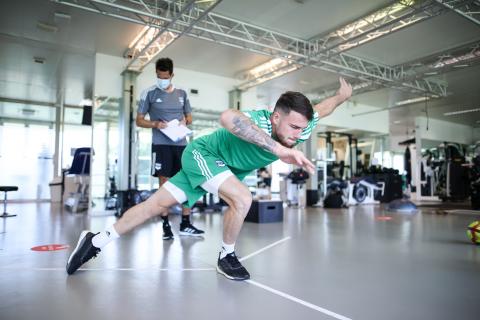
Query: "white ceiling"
214 0 393 39
349 11 480 66
0 0 479 131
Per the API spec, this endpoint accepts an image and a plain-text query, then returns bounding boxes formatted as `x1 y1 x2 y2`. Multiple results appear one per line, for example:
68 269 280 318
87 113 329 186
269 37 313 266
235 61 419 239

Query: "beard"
278 136 296 148
272 130 296 148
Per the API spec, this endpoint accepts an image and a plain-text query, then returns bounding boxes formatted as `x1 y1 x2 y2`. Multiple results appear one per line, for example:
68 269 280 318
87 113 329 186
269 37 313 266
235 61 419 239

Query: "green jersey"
190 109 319 174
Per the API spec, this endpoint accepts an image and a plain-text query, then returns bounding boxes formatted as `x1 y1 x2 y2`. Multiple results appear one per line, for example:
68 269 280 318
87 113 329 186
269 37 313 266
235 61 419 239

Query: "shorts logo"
215 160 226 167
179 97 184 104
155 163 162 170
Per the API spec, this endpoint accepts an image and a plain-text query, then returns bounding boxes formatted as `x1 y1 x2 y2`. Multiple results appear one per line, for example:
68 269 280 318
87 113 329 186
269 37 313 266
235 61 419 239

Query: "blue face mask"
157 78 171 90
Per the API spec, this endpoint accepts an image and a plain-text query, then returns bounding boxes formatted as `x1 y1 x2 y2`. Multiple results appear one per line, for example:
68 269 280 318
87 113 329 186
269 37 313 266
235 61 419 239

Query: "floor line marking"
240 236 291 262
0 267 215 271
247 279 353 320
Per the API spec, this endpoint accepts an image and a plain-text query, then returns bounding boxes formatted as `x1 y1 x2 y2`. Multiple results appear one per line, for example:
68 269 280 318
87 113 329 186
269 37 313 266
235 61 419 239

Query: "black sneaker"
179 222 205 237
216 252 250 281
66 231 101 275
163 223 174 240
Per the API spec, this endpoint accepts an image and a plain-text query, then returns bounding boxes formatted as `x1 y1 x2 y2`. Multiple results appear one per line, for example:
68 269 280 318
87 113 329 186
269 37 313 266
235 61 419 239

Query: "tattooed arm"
219 109 315 173
220 109 279 153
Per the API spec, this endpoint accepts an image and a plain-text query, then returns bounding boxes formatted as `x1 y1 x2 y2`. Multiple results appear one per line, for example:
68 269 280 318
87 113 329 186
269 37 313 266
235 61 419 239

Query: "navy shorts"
151 144 186 178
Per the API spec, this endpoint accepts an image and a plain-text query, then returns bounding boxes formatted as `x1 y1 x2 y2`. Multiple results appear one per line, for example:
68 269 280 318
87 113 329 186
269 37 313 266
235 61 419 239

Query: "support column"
306 127 319 206
118 70 140 191
53 90 65 177
229 89 242 110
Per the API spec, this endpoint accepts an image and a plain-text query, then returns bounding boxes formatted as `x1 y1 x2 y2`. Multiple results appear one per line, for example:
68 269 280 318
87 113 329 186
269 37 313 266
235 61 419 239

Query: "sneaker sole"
67 230 89 265
216 265 250 281
179 231 204 237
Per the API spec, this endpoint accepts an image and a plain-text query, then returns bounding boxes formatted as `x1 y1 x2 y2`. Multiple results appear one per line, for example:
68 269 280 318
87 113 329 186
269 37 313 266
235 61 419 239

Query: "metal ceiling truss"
435 0 480 26
237 0 454 95
309 40 480 101
54 0 471 97
54 0 222 71
398 40 480 77
312 0 447 56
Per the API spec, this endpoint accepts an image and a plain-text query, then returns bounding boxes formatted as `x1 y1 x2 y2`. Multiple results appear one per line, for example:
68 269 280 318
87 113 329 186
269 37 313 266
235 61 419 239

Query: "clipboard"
160 119 192 142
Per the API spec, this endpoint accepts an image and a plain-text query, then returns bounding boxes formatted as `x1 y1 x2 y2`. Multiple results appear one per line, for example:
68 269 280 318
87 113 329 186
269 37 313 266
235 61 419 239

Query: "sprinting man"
66 77 352 280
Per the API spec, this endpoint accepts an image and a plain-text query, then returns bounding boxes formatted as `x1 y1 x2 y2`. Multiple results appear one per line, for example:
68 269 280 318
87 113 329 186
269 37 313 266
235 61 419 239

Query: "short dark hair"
273 91 313 121
155 58 173 74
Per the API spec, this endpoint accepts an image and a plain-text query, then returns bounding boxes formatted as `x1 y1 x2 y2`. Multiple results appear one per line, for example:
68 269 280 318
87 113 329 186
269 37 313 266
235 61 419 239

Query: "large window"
0 123 54 200
91 121 118 198
137 128 157 190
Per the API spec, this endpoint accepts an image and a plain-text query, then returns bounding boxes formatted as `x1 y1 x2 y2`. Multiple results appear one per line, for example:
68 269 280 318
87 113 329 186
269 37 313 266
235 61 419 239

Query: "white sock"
219 241 235 259
92 225 120 248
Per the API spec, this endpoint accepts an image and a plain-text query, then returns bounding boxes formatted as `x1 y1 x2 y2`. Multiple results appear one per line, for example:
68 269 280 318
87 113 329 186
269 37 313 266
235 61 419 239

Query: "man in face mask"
135 57 204 240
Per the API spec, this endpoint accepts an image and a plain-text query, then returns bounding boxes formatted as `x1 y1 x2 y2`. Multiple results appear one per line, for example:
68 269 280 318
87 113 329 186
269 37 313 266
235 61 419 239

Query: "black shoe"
66 231 101 275
163 223 174 240
216 252 250 281
179 222 205 237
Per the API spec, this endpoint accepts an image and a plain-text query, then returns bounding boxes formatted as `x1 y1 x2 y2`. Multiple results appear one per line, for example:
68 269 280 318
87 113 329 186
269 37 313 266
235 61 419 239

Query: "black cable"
425 92 429 131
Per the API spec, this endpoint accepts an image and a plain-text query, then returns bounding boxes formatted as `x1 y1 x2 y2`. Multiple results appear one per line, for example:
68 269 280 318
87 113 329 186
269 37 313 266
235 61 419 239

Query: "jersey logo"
156 98 162 102
155 163 162 170
215 160 226 167
179 97 184 104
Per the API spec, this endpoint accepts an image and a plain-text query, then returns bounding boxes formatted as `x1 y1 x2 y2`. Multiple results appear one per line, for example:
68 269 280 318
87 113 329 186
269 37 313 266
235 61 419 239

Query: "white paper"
160 119 192 142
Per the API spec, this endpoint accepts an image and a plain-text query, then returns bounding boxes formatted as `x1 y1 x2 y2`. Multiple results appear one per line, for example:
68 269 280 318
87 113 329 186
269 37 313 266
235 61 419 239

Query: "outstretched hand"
276 146 315 174
336 77 353 101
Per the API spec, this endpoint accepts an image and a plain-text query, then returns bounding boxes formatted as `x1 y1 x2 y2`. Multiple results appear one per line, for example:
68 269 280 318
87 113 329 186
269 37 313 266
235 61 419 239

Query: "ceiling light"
237 59 301 90
36 21 58 33
128 26 150 50
393 120 401 124
125 26 177 70
444 108 480 116
394 96 430 106
433 47 480 68
333 128 351 133
54 12 71 20
247 58 291 78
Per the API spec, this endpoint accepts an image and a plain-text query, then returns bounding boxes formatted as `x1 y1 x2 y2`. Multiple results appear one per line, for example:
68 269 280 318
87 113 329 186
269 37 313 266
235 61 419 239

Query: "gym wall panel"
94 53 125 99
415 117 475 145
318 101 389 134
473 127 480 142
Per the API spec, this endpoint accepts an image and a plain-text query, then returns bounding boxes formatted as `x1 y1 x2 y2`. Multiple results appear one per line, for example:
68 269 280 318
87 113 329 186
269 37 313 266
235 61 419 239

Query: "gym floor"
0 202 479 320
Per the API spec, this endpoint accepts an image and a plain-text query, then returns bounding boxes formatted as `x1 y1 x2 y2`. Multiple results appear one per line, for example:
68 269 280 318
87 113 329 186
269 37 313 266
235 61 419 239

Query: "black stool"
0 186 18 218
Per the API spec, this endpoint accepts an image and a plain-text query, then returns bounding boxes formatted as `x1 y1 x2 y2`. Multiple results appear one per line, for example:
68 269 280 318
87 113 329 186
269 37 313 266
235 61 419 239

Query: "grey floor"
0 201 479 320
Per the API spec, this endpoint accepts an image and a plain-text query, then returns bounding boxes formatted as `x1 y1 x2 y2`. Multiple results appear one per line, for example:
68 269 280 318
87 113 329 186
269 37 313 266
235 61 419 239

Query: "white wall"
319 101 389 133
474 127 480 142
138 63 239 112
415 117 475 145
241 87 270 111
94 53 126 98
95 53 240 112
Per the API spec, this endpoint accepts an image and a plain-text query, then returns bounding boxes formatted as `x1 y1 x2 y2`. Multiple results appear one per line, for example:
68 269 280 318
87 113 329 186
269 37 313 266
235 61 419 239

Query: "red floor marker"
376 216 392 221
31 244 70 252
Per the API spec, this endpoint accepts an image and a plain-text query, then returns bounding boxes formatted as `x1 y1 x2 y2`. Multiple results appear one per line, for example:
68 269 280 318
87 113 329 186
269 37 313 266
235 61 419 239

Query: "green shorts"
165 143 250 208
